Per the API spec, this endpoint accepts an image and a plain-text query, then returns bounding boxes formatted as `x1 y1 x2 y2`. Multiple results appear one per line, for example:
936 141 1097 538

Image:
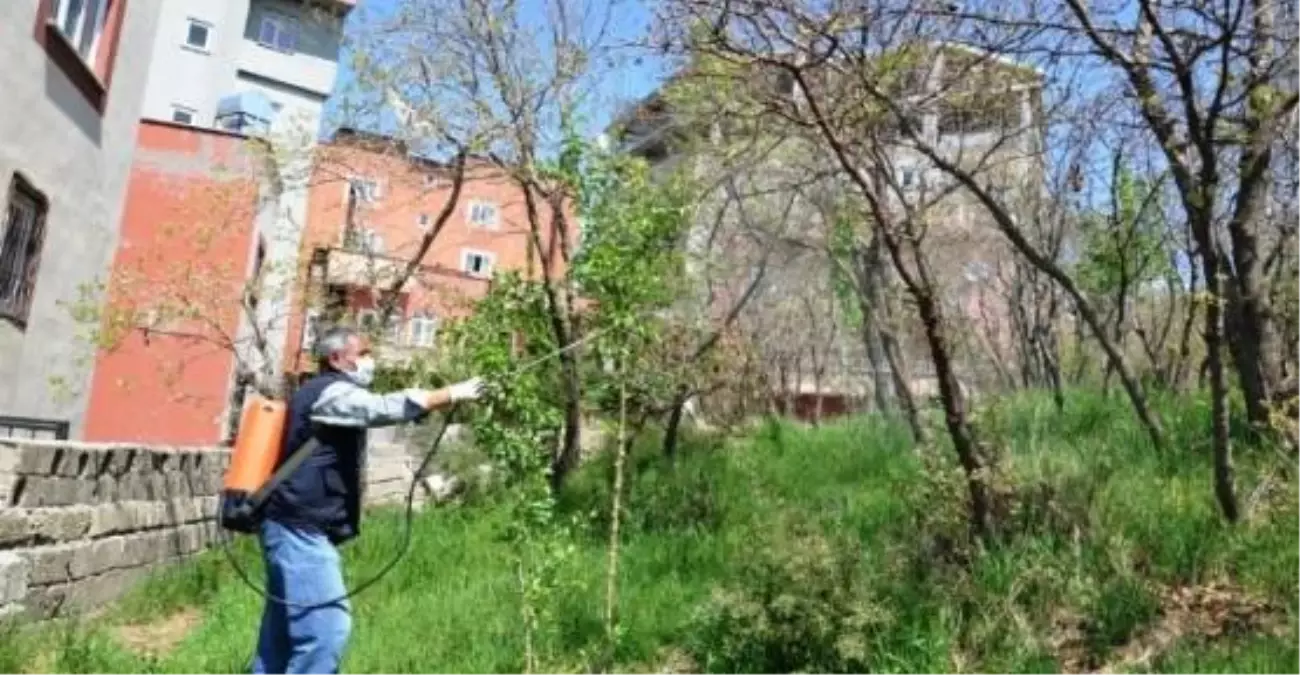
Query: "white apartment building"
140 0 355 137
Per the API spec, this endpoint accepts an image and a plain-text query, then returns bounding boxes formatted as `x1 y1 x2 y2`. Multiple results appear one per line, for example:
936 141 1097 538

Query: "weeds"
2 391 1295 673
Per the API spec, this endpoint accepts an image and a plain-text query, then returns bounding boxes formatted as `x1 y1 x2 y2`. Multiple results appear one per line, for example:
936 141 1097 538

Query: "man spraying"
251 325 486 674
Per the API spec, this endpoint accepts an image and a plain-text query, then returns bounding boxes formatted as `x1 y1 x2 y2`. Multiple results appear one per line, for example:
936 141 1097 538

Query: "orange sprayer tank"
223 395 288 493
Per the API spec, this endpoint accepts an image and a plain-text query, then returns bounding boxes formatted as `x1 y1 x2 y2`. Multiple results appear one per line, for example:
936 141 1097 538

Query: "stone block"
0 471 16 507
93 474 118 502
0 551 30 605
0 448 17 474
15 477 62 507
28 506 93 542
16 445 59 475
124 530 175 567
165 472 188 498
29 565 157 618
55 449 89 478
117 474 145 501
145 473 167 500
21 542 88 585
0 509 30 546
89 502 130 537
103 448 133 476
23 583 67 619
40 477 98 507
70 537 122 579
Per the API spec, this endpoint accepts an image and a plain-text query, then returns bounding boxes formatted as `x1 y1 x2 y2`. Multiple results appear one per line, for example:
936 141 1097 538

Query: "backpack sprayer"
214 319 639 610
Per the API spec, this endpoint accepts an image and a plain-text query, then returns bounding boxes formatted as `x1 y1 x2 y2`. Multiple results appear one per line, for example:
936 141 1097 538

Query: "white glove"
447 377 485 403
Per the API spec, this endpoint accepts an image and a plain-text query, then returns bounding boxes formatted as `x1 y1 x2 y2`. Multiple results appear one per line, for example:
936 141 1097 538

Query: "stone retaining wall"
0 438 431 620
0 440 228 619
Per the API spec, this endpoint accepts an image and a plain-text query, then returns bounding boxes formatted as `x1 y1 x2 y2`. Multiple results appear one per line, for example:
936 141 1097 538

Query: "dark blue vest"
262 371 369 545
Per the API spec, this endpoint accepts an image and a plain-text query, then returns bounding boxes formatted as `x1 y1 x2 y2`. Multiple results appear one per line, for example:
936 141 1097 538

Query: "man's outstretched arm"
310 378 485 428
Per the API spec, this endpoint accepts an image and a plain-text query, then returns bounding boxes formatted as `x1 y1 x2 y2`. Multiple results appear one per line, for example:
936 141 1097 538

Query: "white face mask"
348 356 376 387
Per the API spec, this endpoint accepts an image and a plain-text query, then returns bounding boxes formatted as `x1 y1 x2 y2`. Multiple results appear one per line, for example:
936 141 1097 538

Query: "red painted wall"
83 121 261 445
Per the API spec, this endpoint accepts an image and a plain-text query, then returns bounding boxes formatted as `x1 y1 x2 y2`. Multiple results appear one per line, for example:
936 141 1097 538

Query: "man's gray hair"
314 325 359 363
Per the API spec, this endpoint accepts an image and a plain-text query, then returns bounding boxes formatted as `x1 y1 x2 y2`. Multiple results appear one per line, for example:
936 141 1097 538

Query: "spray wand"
218 312 659 610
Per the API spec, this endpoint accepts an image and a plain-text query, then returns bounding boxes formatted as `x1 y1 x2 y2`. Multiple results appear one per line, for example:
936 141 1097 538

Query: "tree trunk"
879 223 993 541
1194 220 1239 522
662 390 688 463
883 326 927 444
550 349 584 493
913 282 992 540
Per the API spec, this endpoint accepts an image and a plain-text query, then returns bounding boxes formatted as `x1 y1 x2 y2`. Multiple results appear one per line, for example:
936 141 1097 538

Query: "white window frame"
467 200 500 229
963 260 993 283
348 176 383 203
460 248 496 278
408 314 438 348
184 17 212 52
256 13 300 53
300 308 322 350
361 228 384 255
50 0 111 67
170 105 197 125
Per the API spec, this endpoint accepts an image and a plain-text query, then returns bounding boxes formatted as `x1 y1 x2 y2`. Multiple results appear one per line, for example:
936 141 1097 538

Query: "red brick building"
83 125 580 445
283 129 579 373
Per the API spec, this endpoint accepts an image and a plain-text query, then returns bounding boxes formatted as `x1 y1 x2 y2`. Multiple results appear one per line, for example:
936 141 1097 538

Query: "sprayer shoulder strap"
248 433 320 508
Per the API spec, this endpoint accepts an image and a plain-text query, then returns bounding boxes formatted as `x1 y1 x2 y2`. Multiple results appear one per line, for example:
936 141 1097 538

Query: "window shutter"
18 205 47 319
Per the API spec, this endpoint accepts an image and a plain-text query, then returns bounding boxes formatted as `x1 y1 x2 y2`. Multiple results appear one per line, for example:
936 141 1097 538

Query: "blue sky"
321 0 672 142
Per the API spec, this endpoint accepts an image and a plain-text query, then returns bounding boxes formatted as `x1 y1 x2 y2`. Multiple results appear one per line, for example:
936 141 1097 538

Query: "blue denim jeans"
251 520 352 674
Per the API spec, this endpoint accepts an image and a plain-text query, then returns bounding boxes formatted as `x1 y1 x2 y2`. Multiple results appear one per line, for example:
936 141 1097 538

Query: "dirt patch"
1053 579 1288 674
114 608 202 658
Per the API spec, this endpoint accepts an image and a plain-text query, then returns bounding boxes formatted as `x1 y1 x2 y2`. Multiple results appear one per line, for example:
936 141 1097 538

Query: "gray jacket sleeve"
310 380 429 428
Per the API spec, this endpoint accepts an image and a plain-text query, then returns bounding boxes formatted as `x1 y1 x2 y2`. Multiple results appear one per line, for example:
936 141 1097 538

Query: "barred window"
0 175 49 325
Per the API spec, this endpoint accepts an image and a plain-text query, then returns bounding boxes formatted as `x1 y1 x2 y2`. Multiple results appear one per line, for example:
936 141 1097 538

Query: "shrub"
685 514 890 673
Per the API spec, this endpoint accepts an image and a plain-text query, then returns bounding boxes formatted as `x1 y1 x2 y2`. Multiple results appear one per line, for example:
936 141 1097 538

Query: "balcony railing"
0 416 70 441
323 248 409 287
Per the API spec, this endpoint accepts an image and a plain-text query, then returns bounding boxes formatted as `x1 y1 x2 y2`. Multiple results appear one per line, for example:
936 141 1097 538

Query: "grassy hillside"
1 390 1296 673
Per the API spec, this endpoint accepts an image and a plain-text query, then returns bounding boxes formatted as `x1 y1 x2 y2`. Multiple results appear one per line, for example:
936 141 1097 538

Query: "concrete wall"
140 0 344 136
139 0 249 125
239 0 346 101
0 0 162 437
0 437 437 619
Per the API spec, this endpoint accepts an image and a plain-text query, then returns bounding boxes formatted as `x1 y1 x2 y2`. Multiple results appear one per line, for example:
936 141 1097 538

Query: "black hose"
215 403 462 611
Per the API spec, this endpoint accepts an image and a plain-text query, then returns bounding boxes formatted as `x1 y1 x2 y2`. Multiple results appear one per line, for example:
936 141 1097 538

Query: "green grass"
1 389 1295 673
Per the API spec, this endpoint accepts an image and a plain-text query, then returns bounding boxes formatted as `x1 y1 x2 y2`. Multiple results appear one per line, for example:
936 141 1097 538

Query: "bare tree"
344 0 630 489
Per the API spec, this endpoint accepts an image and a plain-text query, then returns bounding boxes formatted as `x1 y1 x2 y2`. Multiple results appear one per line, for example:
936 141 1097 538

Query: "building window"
257 14 299 53
963 261 992 283
50 0 111 67
171 105 196 125
185 18 212 51
0 175 50 325
417 213 431 230
300 308 322 350
461 249 496 278
349 177 383 203
344 227 384 255
467 200 499 228
357 309 402 343
408 314 438 348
